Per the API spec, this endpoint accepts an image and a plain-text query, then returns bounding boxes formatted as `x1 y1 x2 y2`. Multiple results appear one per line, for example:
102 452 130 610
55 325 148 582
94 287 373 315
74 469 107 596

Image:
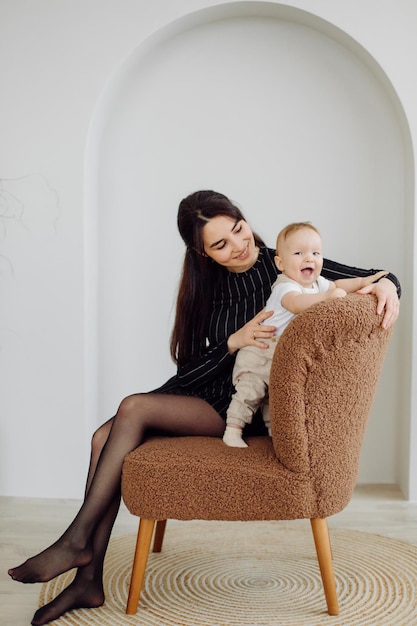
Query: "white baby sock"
222 426 248 448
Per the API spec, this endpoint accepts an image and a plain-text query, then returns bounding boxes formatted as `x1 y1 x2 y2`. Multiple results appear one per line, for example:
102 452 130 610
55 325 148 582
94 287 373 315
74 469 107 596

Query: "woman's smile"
235 243 250 260
203 216 258 272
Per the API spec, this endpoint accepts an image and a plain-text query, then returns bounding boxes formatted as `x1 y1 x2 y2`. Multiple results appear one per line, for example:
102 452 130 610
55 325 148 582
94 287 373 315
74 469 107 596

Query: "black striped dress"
151 246 400 420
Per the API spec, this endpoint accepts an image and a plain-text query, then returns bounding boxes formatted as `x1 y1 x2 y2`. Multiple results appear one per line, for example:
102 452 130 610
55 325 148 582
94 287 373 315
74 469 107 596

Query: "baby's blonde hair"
276 222 321 255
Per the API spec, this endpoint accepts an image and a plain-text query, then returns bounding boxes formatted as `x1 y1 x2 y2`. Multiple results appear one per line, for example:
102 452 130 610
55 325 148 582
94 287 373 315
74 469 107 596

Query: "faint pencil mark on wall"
0 173 60 278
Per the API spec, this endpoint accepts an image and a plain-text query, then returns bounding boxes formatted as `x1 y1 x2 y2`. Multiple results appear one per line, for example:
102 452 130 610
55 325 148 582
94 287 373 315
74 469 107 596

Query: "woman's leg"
9 394 224 622
30 495 120 626
30 420 118 625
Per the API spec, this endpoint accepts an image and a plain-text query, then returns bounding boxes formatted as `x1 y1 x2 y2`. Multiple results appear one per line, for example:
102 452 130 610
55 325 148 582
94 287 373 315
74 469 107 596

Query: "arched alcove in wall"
85 2 413 493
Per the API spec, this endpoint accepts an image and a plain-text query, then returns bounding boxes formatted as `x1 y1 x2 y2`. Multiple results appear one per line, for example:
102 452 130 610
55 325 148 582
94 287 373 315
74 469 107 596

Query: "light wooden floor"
1 484 417 626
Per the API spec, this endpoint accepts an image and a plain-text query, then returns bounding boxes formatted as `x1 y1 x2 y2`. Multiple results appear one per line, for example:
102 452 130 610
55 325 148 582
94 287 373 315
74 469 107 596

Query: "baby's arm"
281 287 347 315
283 270 389 315
333 270 388 294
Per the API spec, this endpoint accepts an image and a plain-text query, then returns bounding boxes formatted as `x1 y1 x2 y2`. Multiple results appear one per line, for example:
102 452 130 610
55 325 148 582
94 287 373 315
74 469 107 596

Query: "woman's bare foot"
31 575 105 625
8 537 93 584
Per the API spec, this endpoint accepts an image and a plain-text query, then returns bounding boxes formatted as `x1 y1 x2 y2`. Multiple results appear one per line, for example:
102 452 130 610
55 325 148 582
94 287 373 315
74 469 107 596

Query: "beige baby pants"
226 336 278 431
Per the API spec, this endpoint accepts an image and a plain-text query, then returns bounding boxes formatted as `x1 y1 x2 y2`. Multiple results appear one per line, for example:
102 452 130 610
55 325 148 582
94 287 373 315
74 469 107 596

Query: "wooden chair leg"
153 519 167 553
310 518 339 616
126 518 155 615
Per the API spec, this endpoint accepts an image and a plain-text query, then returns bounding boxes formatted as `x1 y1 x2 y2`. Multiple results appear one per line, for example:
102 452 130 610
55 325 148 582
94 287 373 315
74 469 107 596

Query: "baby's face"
275 228 323 288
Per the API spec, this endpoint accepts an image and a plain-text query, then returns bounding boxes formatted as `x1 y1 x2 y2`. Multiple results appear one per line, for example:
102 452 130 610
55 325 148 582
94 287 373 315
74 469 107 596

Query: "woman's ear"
189 247 208 257
274 255 284 272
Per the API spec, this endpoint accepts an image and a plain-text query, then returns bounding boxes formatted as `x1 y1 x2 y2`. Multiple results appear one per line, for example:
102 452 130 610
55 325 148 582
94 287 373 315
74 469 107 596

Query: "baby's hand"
361 270 389 288
327 287 347 300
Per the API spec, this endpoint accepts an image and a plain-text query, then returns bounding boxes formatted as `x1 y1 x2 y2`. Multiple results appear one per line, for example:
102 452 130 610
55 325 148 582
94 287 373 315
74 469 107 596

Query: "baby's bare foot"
31 576 104 625
8 539 93 583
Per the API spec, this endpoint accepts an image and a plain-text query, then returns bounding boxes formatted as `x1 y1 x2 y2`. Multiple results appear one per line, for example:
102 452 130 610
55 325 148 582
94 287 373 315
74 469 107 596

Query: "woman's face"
202 215 258 272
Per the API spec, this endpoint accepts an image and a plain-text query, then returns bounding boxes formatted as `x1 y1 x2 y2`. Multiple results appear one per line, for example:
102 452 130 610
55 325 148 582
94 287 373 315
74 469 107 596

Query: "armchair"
121 294 393 616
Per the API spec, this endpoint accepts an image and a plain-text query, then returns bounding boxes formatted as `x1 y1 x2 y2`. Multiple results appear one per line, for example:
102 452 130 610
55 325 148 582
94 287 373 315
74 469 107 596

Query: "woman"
9 190 400 625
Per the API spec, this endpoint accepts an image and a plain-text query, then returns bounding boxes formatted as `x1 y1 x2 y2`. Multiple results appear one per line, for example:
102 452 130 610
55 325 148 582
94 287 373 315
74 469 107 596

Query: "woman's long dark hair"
170 190 264 366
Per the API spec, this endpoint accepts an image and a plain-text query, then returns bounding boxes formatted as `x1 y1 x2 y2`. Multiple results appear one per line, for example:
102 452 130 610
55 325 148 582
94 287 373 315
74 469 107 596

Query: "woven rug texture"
39 521 417 625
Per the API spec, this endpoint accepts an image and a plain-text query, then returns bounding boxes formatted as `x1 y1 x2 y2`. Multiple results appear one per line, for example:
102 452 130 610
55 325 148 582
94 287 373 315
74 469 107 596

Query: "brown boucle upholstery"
122 294 392 523
269 293 392 517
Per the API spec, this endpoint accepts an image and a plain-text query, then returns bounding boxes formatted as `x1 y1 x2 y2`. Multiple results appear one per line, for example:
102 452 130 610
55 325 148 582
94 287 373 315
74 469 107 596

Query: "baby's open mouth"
302 267 314 276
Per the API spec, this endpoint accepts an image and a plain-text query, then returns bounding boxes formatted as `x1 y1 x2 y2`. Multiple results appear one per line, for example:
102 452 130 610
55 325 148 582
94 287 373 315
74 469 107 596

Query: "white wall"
1 0 416 499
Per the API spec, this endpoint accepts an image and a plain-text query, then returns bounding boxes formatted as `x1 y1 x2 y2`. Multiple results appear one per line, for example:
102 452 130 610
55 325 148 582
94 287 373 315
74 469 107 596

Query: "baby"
223 221 387 447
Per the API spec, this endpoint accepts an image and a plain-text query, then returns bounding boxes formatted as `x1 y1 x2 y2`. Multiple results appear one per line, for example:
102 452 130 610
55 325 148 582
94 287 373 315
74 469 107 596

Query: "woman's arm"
322 258 401 329
322 258 401 297
334 270 388 293
177 310 276 388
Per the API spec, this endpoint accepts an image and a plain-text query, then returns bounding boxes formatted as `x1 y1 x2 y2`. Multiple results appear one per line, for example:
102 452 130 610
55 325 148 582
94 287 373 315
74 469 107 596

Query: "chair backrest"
268 294 393 517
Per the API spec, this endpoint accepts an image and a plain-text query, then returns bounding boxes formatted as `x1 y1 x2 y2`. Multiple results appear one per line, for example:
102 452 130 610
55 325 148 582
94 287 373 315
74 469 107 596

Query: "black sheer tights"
8 393 225 625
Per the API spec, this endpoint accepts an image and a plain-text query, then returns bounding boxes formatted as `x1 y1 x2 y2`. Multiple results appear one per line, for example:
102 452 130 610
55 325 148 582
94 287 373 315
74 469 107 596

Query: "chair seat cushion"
122 435 319 521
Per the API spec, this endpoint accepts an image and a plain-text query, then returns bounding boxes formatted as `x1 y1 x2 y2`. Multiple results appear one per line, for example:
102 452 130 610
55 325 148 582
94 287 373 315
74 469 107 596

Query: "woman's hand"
357 277 400 329
227 310 276 354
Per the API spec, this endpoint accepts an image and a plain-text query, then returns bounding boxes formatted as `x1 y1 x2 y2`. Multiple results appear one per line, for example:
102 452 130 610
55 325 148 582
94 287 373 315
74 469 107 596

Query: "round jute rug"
39 521 417 625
